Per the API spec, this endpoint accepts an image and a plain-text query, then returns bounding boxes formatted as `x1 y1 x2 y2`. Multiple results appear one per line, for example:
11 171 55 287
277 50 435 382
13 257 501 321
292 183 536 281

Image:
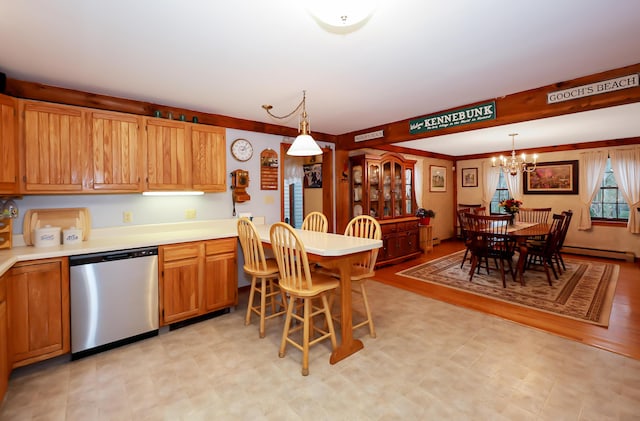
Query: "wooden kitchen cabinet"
159 238 238 326
88 110 144 192
350 153 421 267
145 118 191 191
20 100 84 192
159 242 202 324
0 94 19 194
0 273 9 402
191 124 226 192
6 257 70 368
203 238 237 312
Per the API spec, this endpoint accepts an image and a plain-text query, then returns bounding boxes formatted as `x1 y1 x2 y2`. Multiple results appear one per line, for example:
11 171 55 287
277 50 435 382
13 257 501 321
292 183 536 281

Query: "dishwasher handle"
69 246 158 266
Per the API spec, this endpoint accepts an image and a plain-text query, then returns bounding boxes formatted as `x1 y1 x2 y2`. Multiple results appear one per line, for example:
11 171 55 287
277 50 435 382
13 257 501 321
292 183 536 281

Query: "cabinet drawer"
204 238 237 256
161 243 201 261
399 221 419 231
381 223 398 234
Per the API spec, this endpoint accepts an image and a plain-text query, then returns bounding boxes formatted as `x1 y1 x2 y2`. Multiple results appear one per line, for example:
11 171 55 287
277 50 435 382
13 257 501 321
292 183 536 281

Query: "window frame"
590 157 629 222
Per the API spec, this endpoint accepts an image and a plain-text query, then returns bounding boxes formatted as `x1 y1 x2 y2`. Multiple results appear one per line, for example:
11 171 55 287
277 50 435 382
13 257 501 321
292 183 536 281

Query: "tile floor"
1 281 640 420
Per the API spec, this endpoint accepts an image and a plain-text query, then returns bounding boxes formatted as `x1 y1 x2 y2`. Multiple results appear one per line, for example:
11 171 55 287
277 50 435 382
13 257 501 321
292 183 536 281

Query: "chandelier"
262 90 322 156
305 0 378 33
492 133 537 176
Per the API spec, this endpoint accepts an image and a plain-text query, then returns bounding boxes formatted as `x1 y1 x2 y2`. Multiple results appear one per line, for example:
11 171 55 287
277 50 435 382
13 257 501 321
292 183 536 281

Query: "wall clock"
230 138 253 162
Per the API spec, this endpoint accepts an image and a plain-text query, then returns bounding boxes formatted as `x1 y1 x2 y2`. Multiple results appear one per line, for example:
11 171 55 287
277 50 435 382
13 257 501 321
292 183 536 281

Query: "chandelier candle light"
492 133 538 176
262 90 322 157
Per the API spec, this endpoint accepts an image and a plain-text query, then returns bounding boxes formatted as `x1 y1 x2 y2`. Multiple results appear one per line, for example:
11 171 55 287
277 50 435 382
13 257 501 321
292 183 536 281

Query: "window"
490 172 510 214
590 158 629 221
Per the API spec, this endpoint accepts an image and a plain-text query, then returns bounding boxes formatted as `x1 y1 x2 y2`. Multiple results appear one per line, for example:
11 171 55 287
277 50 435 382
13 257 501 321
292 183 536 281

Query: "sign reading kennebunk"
409 101 496 135
547 74 639 104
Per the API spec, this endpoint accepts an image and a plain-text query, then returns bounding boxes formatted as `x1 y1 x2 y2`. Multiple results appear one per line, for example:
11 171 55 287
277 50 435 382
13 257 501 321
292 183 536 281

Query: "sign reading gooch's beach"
409 101 496 135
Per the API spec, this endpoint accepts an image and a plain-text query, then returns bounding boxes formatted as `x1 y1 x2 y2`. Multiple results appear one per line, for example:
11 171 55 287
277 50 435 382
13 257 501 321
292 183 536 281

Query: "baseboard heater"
562 246 635 262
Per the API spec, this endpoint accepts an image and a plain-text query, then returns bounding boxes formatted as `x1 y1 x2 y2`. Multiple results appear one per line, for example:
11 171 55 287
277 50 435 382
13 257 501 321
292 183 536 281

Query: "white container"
63 227 83 245
34 225 61 248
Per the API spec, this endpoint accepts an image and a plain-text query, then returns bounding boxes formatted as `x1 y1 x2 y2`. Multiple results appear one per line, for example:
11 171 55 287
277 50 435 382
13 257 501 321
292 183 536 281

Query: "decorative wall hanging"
523 160 579 195
260 149 279 190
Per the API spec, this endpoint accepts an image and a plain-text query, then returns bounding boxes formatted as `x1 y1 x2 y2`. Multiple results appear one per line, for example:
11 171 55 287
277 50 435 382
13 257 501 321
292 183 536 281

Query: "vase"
509 214 515 226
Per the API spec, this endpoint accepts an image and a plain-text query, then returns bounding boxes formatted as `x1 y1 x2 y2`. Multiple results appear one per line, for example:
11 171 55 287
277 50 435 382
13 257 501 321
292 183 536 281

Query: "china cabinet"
350 152 421 266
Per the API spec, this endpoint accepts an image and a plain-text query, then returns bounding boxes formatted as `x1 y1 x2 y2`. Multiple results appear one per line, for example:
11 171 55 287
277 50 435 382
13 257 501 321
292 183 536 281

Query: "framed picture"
430 165 447 192
461 167 478 187
303 163 322 188
523 160 579 195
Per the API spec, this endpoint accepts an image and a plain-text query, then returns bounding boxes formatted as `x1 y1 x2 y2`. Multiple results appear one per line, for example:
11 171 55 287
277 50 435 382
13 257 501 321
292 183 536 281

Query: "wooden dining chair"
456 208 472 268
269 222 339 376
237 217 286 338
323 215 381 338
525 213 566 285
517 207 552 224
472 207 487 215
301 211 328 233
554 210 573 271
466 213 516 287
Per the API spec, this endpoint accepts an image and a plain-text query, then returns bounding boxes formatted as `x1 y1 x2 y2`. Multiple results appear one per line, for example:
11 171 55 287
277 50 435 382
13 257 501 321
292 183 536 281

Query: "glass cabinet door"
368 163 380 218
352 164 363 217
382 161 392 218
393 162 402 217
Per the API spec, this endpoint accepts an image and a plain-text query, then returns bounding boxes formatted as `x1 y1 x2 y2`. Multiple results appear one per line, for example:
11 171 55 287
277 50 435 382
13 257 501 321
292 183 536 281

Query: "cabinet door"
21 101 84 192
191 125 226 192
0 274 8 401
203 239 237 312
89 111 143 191
0 95 18 194
7 258 70 368
145 119 191 190
160 243 201 325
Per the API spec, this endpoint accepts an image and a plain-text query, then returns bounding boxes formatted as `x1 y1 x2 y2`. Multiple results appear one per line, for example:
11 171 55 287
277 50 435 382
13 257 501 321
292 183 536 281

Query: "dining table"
254 223 383 364
507 221 551 285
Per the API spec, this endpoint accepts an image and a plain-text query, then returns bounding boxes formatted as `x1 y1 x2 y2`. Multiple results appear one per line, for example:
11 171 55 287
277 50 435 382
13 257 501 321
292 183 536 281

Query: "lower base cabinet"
377 218 422 267
159 238 237 325
0 274 8 403
6 258 70 369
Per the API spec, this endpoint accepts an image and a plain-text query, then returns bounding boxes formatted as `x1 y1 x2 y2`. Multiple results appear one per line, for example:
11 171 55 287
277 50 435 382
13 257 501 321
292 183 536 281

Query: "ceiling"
1 0 640 157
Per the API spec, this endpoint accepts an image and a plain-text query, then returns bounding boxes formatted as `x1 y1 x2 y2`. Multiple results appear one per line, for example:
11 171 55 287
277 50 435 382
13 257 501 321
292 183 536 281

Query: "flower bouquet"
499 198 522 225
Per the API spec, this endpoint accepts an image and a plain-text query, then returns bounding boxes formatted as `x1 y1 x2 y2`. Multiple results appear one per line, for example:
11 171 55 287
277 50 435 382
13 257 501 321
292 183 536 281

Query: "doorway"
280 143 334 232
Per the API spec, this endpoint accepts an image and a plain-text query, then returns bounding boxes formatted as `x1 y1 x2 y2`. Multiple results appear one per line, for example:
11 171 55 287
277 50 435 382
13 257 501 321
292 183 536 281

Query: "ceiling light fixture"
304 0 378 32
262 90 322 156
492 133 538 176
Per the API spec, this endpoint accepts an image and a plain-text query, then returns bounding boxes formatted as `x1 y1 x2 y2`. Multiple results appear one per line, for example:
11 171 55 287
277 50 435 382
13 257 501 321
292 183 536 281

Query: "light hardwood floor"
376 239 640 360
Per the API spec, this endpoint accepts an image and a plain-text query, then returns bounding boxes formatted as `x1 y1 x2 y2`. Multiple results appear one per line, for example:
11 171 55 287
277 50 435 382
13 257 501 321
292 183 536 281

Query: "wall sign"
354 130 384 142
547 74 639 104
409 102 495 135
260 149 278 190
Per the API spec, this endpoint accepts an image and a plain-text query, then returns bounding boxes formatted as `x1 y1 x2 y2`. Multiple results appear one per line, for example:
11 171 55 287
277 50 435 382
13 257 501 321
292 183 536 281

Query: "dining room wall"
457 146 640 257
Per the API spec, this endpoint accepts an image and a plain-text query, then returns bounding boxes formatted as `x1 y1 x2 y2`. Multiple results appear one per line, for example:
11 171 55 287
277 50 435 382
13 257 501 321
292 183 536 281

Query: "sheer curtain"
414 159 423 208
610 147 640 234
481 161 500 209
504 171 523 202
577 150 607 230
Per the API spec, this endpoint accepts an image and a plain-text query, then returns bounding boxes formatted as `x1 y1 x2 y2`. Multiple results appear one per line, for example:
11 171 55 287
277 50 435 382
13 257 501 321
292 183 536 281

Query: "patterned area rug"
396 251 619 326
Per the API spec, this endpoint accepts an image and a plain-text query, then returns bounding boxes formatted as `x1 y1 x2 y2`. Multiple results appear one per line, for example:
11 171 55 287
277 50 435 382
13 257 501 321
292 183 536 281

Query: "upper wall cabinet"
191 124 226 192
88 110 144 192
20 101 84 193
0 95 18 195
145 118 191 191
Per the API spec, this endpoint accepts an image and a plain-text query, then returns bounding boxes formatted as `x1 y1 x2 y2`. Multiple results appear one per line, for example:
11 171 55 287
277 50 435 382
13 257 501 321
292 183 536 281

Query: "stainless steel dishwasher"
69 246 159 359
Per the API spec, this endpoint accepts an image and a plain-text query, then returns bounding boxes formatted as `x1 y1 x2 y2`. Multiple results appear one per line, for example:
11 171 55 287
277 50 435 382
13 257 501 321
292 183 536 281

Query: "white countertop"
0 219 239 277
254 224 382 257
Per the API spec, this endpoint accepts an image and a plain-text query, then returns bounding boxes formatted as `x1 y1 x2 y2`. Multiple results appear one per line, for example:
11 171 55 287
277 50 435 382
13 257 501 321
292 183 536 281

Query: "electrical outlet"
185 209 196 219
123 211 133 223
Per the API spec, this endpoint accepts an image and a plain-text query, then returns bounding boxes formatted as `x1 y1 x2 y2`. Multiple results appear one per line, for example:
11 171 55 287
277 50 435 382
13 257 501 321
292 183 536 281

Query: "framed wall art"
303 163 322 188
461 167 478 187
429 165 447 192
523 160 579 195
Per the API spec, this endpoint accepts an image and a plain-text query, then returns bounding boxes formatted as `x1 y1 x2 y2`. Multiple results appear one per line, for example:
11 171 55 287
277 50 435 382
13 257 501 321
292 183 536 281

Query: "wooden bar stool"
270 222 338 376
237 218 286 338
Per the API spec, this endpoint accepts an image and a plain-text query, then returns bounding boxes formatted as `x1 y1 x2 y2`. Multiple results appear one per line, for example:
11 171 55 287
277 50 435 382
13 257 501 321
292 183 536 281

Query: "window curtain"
504 171 523 202
610 147 640 234
577 150 607 230
415 159 423 208
481 161 500 209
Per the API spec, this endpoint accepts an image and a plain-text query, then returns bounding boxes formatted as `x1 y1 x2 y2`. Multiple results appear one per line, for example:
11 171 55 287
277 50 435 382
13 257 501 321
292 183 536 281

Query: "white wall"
456 146 640 257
